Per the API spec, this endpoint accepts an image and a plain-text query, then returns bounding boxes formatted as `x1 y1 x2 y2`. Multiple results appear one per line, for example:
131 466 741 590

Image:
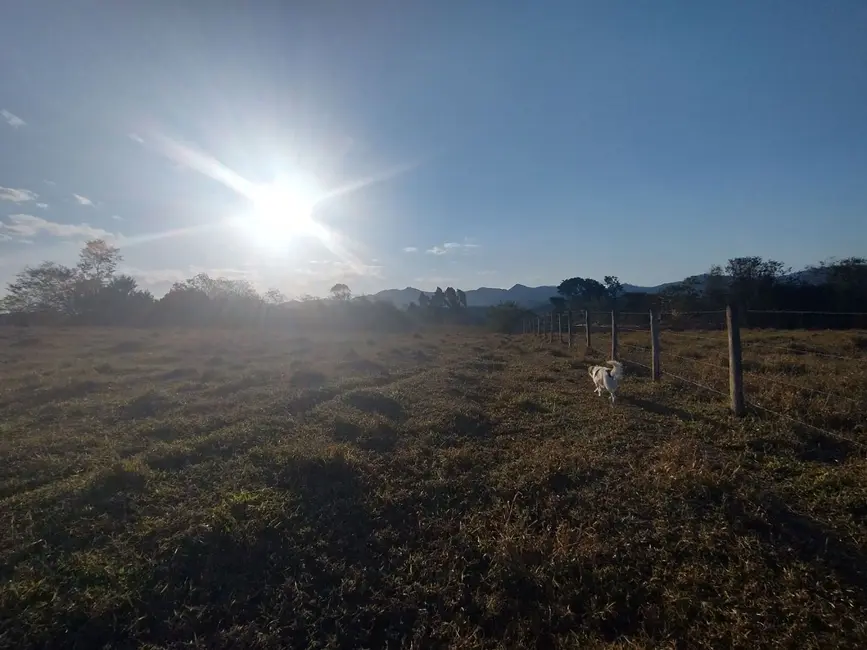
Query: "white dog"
588 360 624 405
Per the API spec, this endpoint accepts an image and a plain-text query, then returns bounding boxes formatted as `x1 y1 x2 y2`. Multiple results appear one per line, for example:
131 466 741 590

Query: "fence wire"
614 324 866 449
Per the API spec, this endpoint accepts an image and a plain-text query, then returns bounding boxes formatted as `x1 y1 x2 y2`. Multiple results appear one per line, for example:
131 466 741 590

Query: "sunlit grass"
1 325 866 648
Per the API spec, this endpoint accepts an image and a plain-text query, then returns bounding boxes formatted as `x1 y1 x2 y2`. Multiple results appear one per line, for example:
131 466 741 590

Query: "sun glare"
243 176 323 246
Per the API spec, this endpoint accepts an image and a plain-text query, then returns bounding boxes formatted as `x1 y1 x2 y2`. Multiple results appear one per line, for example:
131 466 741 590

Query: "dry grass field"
1 324 866 649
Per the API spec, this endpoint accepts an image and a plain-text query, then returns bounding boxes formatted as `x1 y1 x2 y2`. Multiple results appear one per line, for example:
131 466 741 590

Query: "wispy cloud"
403 246 418 253
111 214 123 221
0 187 38 203
1 109 25 128
299 258 384 280
128 132 145 144
123 266 254 287
72 193 94 206
425 241 480 255
1 214 113 240
35 202 48 209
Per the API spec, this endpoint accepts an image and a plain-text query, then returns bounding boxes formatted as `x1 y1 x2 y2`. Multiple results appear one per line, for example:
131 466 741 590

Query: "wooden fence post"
558 313 562 343
650 309 660 381
584 310 591 348
548 313 553 343
567 310 573 348
727 304 745 416
536 317 540 337
610 310 618 360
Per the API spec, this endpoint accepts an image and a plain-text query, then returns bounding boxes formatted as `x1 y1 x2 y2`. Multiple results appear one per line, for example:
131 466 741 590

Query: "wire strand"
659 368 729 397
741 371 863 407
745 399 866 449
621 343 652 354
741 340 858 361
746 309 867 316
660 351 730 373
659 330 727 342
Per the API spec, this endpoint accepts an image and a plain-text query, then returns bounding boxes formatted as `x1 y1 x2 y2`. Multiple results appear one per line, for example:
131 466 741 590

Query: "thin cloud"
35 203 48 209
1 214 113 240
298 258 383 280
425 241 479 255
128 132 145 144
403 246 418 253
124 266 255 287
1 109 25 128
111 214 123 221
73 193 94 206
0 187 38 203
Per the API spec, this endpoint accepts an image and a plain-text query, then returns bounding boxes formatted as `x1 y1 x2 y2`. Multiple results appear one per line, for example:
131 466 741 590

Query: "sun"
243 176 323 245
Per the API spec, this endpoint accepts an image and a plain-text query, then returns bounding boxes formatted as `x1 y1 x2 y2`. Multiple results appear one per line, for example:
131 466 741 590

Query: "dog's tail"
606 360 624 380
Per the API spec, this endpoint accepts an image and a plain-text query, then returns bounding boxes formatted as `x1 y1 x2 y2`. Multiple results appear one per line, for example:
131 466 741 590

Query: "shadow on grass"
1 380 102 410
333 419 399 452
2 463 150 574
688 484 867 597
621 395 720 426
747 431 855 466
344 391 404 421
54 455 413 649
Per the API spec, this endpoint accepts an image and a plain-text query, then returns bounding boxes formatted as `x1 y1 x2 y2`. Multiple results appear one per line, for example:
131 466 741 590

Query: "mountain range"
370 281 678 309
369 269 827 308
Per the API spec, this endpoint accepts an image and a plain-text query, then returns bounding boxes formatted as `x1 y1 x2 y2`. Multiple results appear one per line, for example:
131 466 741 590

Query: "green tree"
77 239 122 286
330 283 351 301
725 257 788 309
264 288 287 305
549 296 567 312
444 286 461 309
1 262 78 314
429 287 446 309
603 275 624 305
487 301 529 333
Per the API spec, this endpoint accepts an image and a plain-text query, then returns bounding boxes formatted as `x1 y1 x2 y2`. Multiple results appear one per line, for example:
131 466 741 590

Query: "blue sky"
2 1 866 298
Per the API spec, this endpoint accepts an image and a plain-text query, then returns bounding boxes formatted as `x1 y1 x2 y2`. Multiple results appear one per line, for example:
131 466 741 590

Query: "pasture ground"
1 325 866 649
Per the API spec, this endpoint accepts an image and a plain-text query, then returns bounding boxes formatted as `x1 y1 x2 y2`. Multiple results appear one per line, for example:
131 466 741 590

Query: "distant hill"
369 270 824 309
371 281 674 309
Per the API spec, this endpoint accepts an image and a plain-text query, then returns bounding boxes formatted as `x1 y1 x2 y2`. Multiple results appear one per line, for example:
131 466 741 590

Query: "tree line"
546 256 867 329
1 242 865 331
0 240 412 331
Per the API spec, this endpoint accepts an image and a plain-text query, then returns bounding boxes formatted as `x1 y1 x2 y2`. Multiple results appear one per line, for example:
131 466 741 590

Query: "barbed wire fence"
521 307 867 448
